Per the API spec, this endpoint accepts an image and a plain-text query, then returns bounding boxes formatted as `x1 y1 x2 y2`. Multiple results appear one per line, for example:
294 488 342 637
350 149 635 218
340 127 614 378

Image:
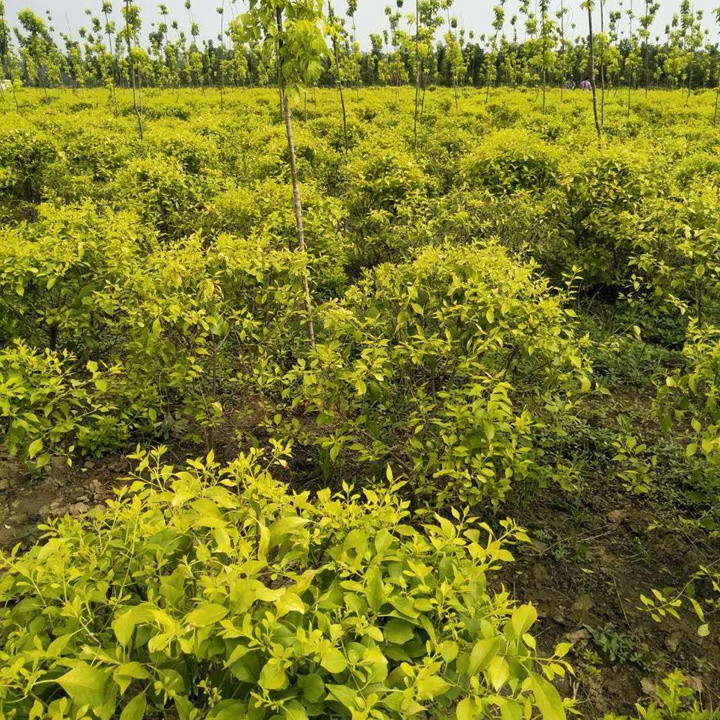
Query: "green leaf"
554 642 573 658
487 656 510 691
530 673 566 720
276 590 305 617
29 700 44 720
499 697 524 720
698 623 710 637
269 515 308 547
468 636 500 675
113 605 154 647
327 684 358 710
510 604 537 638
114 662 150 695
297 673 325 703
456 697 475 720
384 618 415 645
112 619 133 649
366 567 384 612
416 673 450 700
119 692 146 720
27 438 43 459
259 659 288 691
209 702 245 720
57 663 108 709
185 602 228 627
320 647 347 674
437 640 459 663
115 662 150 681
283 700 310 720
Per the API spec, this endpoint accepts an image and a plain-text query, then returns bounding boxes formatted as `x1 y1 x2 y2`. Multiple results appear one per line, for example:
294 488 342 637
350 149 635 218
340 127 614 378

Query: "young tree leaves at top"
122 0 144 139
582 0 603 146
237 0 328 348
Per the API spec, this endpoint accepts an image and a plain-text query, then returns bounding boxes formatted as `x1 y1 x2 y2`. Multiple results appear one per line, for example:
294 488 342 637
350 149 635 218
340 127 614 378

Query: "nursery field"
1 86 720 720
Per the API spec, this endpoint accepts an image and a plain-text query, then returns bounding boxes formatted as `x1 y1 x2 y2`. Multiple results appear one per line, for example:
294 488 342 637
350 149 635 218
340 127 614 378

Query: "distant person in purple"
579 80 592 91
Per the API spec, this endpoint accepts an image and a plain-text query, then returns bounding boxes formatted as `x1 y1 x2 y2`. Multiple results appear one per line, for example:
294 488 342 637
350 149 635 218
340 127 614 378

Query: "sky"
4 0 719 49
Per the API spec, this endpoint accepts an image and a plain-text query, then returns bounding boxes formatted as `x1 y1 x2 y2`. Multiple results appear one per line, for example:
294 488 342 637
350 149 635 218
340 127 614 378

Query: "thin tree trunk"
627 0 633 117
541 2 547 114
413 0 421 151
220 0 226 110
104 17 119 107
599 0 605 126
560 0 566 102
39 65 49 104
714 86 719 126
328 1 348 151
276 8 316 350
124 0 144 140
587 5 602 147
644 0 650 97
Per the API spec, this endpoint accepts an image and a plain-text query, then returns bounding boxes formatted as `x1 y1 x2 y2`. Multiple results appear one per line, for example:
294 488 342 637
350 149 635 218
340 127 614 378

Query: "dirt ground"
502 476 720 717
1 448 718 718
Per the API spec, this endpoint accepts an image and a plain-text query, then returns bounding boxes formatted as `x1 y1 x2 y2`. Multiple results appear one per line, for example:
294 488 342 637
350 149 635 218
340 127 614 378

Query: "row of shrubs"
1 88 719 499
0 88 719 720
1 90 719 303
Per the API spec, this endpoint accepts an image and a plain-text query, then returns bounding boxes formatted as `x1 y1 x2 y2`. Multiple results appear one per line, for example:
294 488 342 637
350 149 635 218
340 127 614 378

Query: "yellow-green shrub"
0 450 572 720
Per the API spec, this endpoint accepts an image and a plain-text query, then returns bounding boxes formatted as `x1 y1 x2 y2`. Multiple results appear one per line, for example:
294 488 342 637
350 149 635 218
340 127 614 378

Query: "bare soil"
502 475 720 717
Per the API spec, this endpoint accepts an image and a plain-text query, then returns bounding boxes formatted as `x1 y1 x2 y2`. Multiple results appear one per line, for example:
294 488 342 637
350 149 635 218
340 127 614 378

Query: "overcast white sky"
5 0 719 48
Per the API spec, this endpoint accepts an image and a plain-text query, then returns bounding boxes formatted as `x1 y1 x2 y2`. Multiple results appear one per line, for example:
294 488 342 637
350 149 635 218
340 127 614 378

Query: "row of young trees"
1 0 719 95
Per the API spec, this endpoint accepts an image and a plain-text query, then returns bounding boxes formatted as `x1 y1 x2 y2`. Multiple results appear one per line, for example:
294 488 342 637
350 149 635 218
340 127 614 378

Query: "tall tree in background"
486 2 505 102
0 1 10 80
539 0 555 113
2 0 720 94
14 9 59 103
640 0 659 95
682 3 704 104
413 0 421 148
347 0 358 43
327 0 349 150
0 1 19 110
419 1 443 116
599 0 606 124
239 0 327 348
185 0 203 87
122 0 144 139
217 1 226 108
102 1 116 56
583 0 603 145
410 0 442 148
624 1 641 114
443 0 465 109
714 8 720 124
99 2 118 107
557 0 570 100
